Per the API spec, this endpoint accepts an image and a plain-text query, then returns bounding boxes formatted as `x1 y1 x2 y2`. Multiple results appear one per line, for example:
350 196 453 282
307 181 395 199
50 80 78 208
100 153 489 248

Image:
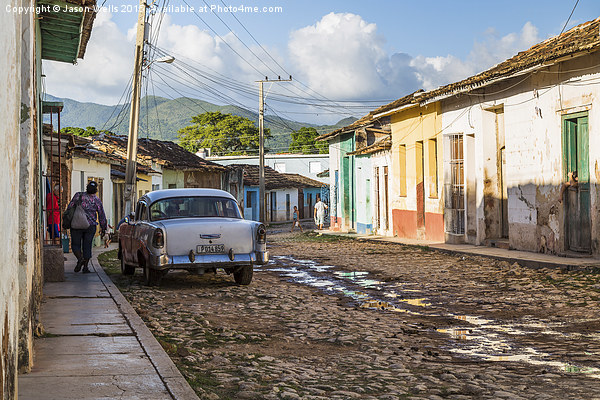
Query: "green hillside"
44 95 357 152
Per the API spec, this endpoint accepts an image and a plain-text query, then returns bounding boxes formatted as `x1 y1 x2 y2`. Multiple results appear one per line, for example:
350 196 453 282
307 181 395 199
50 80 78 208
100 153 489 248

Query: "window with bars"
448 134 465 234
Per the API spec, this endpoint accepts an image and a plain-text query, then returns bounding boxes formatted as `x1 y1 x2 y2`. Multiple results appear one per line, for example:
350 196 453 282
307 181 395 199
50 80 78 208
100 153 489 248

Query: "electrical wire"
559 0 580 35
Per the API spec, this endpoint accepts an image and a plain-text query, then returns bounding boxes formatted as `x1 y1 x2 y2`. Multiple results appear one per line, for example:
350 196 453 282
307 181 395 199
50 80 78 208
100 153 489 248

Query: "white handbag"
71 194 90 230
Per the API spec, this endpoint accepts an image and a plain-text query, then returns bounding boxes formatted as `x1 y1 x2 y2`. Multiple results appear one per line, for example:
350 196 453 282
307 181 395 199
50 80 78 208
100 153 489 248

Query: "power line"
559 0 580 35
179 0 267 77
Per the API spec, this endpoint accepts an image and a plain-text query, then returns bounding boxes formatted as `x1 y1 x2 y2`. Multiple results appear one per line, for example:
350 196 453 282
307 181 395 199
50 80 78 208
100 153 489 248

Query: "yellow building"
371 93 445 242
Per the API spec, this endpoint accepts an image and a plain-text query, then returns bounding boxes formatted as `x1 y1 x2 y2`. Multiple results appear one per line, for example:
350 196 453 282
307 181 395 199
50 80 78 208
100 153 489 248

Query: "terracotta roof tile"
241 164 323 189
91 135 226 172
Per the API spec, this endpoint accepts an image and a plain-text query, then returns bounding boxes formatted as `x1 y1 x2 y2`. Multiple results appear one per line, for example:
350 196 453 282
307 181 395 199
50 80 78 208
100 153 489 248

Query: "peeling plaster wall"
1 0 25 396
441 51 600 255
17 0 42 374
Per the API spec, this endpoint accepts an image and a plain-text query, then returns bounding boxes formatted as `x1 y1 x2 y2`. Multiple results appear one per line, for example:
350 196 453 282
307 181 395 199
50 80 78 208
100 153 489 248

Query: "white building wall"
441 52 600 254
267 188 297 221
209 154 330 183
371 151 394 236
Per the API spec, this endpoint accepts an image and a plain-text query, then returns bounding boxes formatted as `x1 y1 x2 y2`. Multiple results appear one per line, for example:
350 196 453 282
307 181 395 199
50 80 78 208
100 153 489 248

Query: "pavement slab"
18 245 198 400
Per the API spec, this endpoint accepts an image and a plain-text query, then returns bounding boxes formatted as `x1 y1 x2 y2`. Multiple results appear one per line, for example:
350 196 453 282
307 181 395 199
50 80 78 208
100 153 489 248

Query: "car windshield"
149 196 242 221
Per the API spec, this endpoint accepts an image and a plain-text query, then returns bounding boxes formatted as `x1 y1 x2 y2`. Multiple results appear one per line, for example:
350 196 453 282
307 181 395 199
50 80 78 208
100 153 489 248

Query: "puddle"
267 254 600 378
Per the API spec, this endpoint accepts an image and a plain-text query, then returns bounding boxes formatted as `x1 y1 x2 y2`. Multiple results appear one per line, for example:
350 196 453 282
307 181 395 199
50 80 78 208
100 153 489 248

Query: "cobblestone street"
100 231 600 400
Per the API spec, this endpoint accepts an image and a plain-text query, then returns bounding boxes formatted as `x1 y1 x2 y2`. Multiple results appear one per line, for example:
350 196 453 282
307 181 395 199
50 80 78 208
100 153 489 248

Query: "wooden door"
563 113 590 252
416 141 425 230
500 147 508 238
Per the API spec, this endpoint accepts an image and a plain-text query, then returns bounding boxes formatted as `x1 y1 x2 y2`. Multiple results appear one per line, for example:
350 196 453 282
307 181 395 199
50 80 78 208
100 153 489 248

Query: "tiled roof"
317 91 419 141
316 113 374 141
91 135 226 172
348 135 391 156
370 90 423 117
70 135 153 174
241 164 323 190
282 173 327 188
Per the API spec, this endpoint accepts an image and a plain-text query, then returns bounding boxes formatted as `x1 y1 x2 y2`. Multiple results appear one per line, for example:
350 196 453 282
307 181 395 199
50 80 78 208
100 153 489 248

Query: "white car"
118 188 268 285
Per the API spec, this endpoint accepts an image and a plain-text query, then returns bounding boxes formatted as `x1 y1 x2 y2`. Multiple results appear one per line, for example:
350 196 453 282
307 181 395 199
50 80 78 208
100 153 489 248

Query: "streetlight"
145 55 175 68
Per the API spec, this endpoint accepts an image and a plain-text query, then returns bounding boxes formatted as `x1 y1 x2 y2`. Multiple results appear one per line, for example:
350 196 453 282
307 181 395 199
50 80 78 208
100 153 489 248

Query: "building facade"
433 18 600 255
208 153 329 184
0 0 96 396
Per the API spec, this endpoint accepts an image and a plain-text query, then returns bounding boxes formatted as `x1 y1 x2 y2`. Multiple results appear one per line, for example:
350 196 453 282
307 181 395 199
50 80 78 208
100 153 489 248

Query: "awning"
38 0 96 64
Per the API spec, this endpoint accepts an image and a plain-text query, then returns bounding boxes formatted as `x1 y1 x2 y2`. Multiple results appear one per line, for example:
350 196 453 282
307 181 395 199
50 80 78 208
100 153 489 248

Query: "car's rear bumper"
148 251 269 270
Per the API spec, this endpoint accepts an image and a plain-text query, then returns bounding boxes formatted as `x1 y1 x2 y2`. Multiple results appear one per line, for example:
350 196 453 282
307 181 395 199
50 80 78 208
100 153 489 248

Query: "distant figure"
313 195 328 230
46 184 61 245
290 205 303 233
559 171 578 203
103 224 114 248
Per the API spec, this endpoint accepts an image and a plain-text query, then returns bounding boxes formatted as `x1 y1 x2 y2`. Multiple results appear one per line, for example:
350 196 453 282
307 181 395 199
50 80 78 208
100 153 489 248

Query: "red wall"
392 209 444 242
330 216 342 231
424 212 444 242
392 209 417 239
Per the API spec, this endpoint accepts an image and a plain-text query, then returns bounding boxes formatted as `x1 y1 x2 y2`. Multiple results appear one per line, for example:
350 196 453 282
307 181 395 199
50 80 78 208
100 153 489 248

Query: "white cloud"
43 10 135 105
43 11 275 105
288 12 395 99
407 21 541 91
43 10 543 121
288 13 542 99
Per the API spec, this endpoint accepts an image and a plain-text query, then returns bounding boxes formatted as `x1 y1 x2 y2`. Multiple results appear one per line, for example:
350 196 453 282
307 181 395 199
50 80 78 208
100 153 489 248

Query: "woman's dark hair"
572 171 578 179
86 181 98 194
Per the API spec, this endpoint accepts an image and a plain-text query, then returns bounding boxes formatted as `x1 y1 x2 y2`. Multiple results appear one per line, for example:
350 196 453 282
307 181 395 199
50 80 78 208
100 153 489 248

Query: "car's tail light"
257 224 266 244
152 228 164 248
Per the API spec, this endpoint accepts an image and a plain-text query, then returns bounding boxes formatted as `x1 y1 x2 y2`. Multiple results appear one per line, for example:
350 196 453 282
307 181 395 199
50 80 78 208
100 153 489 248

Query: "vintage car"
118 188 268 285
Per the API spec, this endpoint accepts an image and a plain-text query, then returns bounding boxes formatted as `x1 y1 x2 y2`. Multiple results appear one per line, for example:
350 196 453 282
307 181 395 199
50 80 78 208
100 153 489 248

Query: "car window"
135 202 148 221
150 196 242 221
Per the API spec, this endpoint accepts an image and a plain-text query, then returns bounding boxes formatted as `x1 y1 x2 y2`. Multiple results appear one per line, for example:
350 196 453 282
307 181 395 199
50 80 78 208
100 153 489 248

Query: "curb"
319 230 600 271
91 252 200 400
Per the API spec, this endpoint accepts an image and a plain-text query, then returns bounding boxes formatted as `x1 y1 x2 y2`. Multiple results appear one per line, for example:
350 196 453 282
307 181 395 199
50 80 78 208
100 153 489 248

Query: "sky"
43 0 600 124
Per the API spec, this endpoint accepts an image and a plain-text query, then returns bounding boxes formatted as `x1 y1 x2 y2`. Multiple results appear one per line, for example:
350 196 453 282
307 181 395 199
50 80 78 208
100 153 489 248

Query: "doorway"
563 112 590 253
416 141 425 231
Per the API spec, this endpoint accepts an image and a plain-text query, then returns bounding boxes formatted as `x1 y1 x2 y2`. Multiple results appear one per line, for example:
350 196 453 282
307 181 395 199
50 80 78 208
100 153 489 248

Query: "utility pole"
257 76 292 223
123 0 148 215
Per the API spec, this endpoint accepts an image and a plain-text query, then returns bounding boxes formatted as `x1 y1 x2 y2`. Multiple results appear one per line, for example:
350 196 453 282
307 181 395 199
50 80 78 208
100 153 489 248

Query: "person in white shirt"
313 195 328 230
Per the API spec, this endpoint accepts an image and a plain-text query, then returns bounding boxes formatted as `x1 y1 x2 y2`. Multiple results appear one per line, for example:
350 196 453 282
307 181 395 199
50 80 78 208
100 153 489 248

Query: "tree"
289 127 328 154
60 126 114 137
177 111 269 156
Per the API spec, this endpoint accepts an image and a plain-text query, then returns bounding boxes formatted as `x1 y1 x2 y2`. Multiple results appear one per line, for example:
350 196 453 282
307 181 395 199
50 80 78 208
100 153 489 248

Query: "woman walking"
67 181 107 273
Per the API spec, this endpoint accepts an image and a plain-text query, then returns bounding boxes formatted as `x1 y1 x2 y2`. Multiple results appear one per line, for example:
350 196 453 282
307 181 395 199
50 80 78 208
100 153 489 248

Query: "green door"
563 112 590 252
342 156 350 227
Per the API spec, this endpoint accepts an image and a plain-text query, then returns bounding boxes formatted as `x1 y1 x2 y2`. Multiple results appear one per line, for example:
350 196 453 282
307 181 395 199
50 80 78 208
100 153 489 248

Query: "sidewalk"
18 245 199 400
320 230 600 270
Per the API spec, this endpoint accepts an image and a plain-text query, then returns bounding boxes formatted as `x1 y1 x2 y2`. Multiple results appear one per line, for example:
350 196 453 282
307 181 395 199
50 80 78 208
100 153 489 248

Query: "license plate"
197 244 225 254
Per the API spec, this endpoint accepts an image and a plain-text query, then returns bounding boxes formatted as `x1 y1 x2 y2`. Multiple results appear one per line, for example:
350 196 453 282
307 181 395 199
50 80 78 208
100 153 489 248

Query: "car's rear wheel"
233 265 253 285
144 266 160 286
120 256 135 275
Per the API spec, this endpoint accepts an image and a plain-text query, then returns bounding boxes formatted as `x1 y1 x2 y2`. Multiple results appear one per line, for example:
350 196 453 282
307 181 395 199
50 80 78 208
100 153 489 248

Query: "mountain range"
44 94 357 152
